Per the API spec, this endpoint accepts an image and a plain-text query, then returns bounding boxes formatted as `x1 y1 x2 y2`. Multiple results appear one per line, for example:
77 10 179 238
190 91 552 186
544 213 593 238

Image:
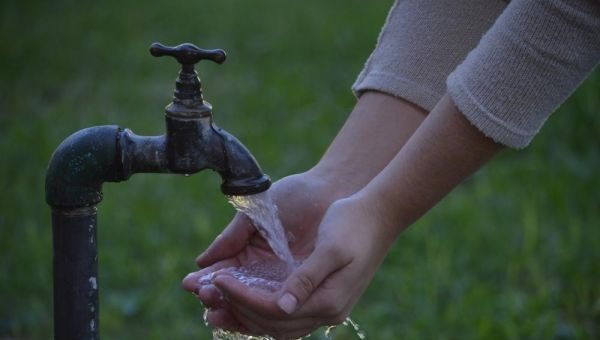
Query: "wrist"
268 171 356 222
327 191 403 260
353 184 409 240
306 163 369 201
295 169 357 206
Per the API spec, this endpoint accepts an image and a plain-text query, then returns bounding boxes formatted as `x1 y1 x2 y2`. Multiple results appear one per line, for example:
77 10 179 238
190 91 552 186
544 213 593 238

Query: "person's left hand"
181 172 347 334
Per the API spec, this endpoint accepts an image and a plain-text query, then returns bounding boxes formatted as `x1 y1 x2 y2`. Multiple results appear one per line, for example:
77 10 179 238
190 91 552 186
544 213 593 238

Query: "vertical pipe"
52 207 99 340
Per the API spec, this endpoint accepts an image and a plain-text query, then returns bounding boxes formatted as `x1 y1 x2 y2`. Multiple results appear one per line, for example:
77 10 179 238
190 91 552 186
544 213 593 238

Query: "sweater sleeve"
352 0 507 112
447 0 600 149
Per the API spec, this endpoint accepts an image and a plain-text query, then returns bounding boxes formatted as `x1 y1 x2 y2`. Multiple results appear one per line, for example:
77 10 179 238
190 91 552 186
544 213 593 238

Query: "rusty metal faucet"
45 42 271 339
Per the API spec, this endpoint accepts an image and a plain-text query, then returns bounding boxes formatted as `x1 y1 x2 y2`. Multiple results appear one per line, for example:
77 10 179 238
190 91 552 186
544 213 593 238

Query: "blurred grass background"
0 0 598 339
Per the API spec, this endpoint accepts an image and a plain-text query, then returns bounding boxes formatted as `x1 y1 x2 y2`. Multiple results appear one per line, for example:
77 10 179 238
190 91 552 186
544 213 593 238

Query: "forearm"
359 94 504 240
309 91 426 199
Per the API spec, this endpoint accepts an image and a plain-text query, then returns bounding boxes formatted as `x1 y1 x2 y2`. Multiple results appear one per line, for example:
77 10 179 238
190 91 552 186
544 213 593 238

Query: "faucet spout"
213 126 271 196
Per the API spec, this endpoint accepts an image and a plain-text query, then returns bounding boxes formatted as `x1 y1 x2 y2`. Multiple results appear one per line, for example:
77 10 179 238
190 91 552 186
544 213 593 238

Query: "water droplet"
89 277 97 290
203 308 209 327
324 325 337 339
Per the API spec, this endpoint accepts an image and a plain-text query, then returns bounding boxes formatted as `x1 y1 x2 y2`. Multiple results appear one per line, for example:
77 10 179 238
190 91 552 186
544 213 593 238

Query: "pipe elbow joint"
45 126 126 209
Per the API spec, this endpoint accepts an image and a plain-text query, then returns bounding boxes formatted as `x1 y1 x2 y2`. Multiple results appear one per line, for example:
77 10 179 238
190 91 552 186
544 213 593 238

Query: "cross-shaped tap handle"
150 42 226 66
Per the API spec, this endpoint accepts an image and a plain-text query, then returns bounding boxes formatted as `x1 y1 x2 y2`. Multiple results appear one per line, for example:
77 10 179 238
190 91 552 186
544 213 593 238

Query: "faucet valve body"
150 42 226 118
150 42 271 195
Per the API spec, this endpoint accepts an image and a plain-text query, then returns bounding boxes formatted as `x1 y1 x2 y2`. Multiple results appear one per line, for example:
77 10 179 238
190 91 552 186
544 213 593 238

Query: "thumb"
277 245 347 315
196 213 255 267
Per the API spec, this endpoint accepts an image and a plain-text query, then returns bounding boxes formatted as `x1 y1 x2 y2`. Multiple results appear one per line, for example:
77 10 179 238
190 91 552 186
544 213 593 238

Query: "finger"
182 258 241 293
222 305 267 337
196 213 256 267
205 308 251 334
248 233 271 249
212 273 331 336
276 244 349 315
196 284 225 309
212 274 283 318
294 262 367 322
226 304 320 340
212 245 348 317
225 298 325 338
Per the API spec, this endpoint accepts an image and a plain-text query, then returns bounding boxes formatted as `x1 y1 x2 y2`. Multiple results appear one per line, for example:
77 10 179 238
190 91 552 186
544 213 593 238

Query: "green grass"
0 0 598 339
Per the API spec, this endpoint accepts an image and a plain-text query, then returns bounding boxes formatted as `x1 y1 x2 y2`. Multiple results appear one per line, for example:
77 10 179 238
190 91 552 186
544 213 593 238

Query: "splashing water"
202 190 365 339
324 318 367 340
197 260 287 294
227 191 295 270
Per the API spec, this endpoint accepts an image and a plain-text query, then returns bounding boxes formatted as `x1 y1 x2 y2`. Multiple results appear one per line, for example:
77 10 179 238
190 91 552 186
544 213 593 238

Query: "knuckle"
291 273 316 299
323 243 347 264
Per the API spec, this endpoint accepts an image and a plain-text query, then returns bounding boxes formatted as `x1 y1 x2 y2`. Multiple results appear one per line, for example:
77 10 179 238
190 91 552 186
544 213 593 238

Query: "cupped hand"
205 192 401 339
182 171 347 333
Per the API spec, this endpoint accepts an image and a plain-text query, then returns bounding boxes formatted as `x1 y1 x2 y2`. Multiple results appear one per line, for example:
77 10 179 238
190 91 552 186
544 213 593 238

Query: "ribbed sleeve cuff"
350 0 506 114
352 72 441 112
446 0 600 149
447 73 537 149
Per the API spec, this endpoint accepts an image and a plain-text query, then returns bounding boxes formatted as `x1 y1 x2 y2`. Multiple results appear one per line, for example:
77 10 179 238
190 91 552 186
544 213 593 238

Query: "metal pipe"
46 126 124 339
45 42 272 339
46 123 271 338
52 207 99 340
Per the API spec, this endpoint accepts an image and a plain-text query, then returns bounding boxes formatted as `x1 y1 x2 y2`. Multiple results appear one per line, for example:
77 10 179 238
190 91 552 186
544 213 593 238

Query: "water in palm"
202 190 365 339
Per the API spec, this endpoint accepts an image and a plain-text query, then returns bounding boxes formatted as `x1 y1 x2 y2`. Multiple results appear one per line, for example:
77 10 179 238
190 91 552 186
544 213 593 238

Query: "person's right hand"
182 171 351 332
203 189 401 339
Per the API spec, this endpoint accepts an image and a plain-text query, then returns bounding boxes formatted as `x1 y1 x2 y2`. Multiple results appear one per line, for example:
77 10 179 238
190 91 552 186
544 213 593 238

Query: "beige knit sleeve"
352 0 507 112
447 0 600 148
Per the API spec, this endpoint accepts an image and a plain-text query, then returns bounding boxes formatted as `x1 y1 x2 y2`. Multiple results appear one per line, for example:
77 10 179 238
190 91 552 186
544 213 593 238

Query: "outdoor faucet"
45 43 271 339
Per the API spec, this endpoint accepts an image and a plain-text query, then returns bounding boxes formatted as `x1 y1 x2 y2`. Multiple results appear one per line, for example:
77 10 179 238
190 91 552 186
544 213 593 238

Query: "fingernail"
194 285 212 298
184 272 196 281
277 293 298 314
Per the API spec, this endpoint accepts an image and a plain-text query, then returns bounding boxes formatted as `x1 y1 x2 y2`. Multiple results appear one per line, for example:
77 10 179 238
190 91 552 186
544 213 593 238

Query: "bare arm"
194 91 425 269
308 91 426 199
360 94 504 242
278 95 504 316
